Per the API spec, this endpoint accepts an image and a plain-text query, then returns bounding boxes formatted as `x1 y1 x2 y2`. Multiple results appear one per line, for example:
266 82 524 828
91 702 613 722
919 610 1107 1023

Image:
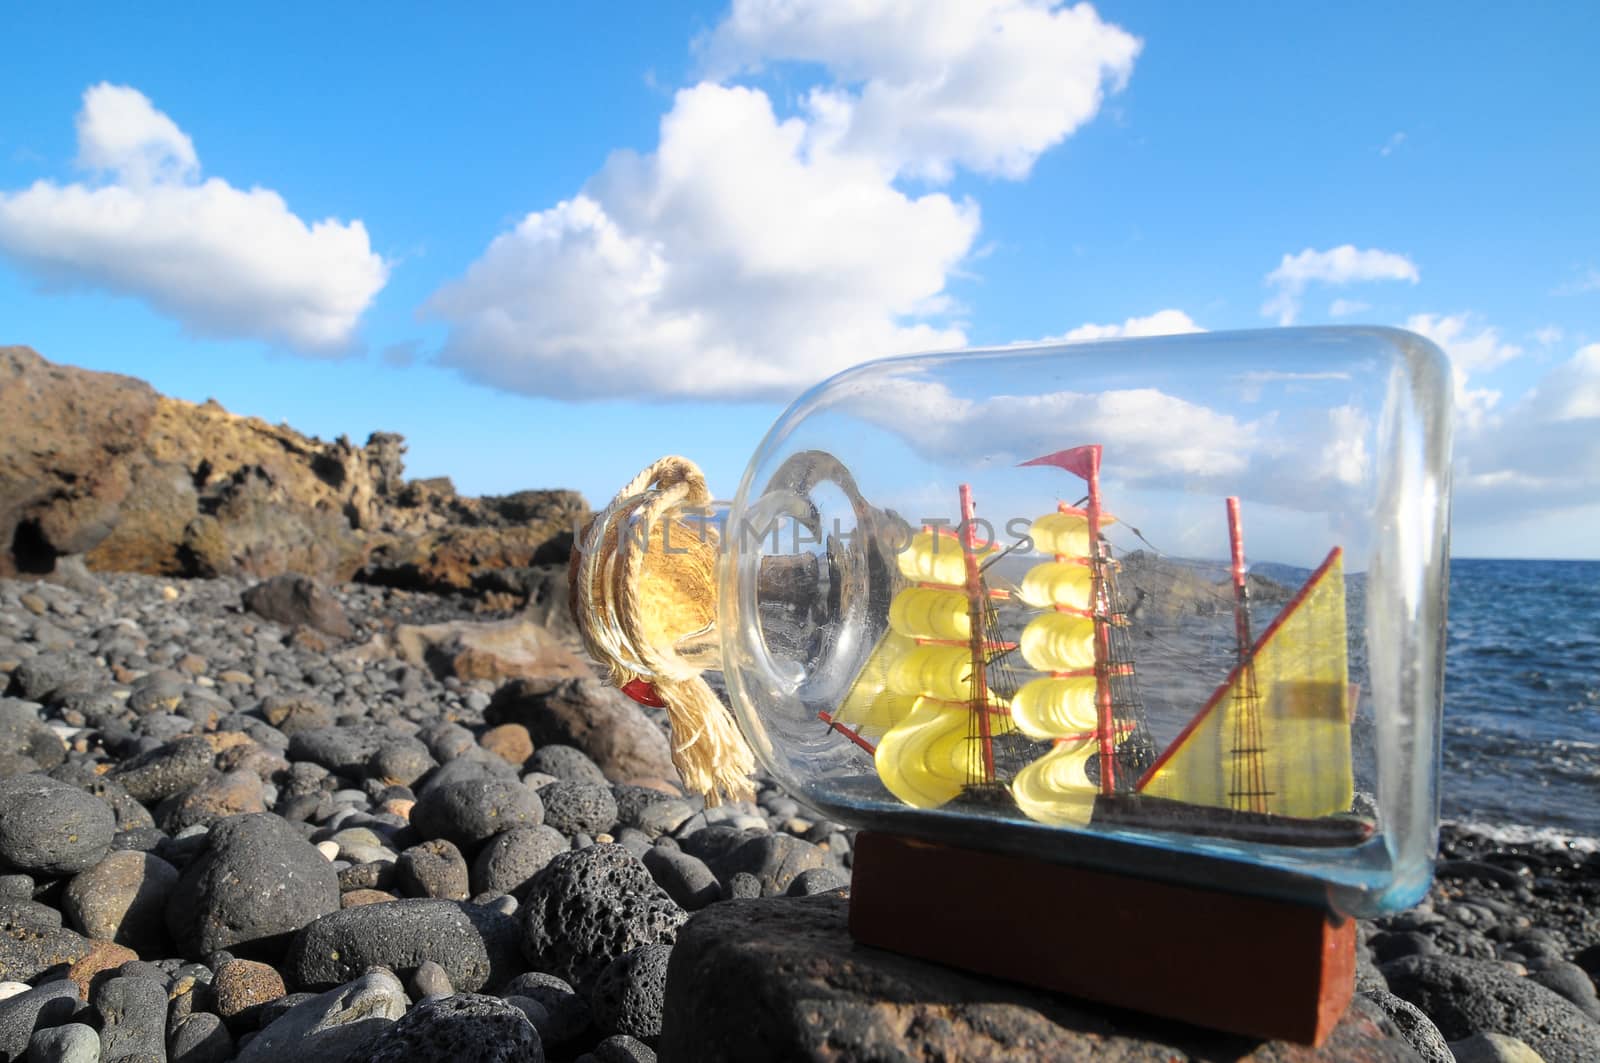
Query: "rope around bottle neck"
571 456 755 805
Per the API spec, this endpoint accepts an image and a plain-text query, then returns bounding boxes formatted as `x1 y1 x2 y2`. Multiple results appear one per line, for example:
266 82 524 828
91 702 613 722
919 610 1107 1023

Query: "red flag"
1019 444 1101 482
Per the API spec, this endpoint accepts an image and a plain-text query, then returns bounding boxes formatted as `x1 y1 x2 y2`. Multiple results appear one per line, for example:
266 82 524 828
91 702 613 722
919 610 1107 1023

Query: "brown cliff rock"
0 347 586 588
0 346 157 577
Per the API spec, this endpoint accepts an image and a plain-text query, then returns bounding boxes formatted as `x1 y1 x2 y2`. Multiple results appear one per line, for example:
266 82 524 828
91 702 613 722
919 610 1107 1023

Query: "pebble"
286 898 522 993
213 957 287 1027
539 780 619 837
236 969 408 1063
0 979 79 1060
722 872 762 900
66 940 140 999
27 1021 102 1063
1530 961 1600 1021
369 739 435 787
786 865 850 897
169 1012 233 1063
416 755 518 797
396 839 470 900
241 574 354 640
471 826 569 897
343 992 544 1063
0 774 116 875
502 970 591 1046
156 768 267 832
718 833 828 897
286 725 392 778
0 918 90 982
92 973 168 1062
1448 1032 1547 1063
520 845 686 992
410 779 544 852
528 745 609 786
479 723 534 767
260 693 334 736
340 889 394 908
590 1033 658 1063
109 736 216 803
1384 953 1600 1063
590 942 673 1041
642 848 720 911
0 699 67 769
164 812 340 956
1361 988 1453 1063
410 958 453 999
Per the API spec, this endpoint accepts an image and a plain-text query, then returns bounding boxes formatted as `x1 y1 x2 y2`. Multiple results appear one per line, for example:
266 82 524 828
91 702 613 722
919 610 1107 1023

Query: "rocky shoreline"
0 570 1592 1061
0 347 1596 1060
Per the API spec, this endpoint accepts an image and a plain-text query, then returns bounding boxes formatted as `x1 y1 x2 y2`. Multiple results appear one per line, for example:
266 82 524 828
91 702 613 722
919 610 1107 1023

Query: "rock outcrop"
0 346 158 577
659 893 1423 1062
0 346 586 587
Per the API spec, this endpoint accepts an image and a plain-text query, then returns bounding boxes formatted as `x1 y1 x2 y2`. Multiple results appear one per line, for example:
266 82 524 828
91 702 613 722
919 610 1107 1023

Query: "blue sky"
2 2 1596 559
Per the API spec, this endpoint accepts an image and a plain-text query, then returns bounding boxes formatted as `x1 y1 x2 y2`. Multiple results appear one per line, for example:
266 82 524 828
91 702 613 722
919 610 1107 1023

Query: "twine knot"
570 456 756 805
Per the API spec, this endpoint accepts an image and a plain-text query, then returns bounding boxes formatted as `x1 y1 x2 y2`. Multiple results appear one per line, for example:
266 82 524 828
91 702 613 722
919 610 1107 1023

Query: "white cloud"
849 376 1256 481
1403 312 1523 431
699 0 1141 181
1404 313 1522 374
75 83 197 185
836 369 1370 521
1454 343 1600 517
1047 308 1203 343
0 84 387 353
1379 131 1406 157
429 85 975 399
1328 298 1369 317
1534 325 1564 347
1262 245 1419 325
1520 343 1600 423
1400 310 1598 525
430 0 1140 401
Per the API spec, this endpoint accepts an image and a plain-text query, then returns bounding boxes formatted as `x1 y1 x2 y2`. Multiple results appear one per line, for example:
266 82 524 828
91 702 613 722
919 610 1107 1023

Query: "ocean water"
1442 558 1600 839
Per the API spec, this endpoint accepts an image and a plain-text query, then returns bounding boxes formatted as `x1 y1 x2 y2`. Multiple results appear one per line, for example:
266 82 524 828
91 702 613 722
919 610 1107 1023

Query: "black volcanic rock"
165 812 339 957
286 898 521 993
520 845 685 993
0 773 115 875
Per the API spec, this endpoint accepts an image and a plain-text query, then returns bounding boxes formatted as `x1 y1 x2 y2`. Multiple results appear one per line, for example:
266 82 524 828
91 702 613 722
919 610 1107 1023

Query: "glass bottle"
704 326 1452 918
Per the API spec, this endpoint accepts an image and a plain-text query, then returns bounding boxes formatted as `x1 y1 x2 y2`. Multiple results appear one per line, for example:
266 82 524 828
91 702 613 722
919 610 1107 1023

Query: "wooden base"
848 831 1355 1046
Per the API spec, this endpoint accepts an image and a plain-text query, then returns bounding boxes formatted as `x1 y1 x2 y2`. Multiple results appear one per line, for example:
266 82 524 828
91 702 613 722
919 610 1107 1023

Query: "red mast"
1227 497 1252 658
1226 496 1268 813
958 484 996 784
1018 445 1116 795
1083 455 1116 795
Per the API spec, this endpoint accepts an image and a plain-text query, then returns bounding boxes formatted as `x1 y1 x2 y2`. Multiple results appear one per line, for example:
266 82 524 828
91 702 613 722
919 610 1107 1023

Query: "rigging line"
1116 521 1165 555
978 540 1028 574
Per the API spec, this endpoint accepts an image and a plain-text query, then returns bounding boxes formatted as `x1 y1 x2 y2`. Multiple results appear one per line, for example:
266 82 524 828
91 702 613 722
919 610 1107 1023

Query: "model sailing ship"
820 444 1372 848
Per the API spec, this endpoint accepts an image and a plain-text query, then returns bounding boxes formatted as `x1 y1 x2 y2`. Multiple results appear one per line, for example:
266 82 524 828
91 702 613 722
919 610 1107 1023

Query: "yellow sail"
1138 548 1352 818
1010 676 1099 739
1019 612 1097 671
897 529 995 585
889 588 971 640
1011 739 1098 826
834 631 918 738
1029 510 1115 558
875 698 977 808
1016 561 1093 610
